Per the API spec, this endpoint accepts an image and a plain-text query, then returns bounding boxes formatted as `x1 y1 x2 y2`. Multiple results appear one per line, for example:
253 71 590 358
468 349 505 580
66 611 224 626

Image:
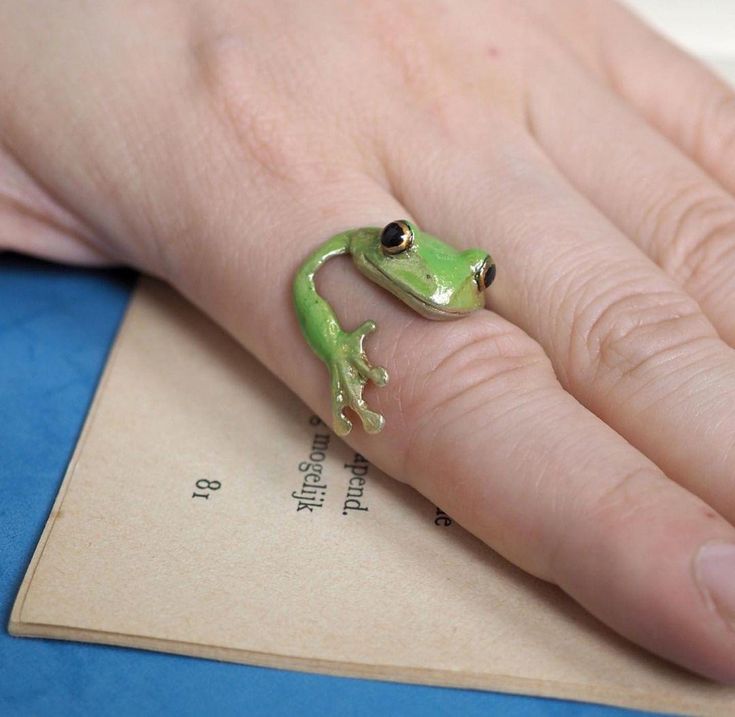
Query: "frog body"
293 221 495 436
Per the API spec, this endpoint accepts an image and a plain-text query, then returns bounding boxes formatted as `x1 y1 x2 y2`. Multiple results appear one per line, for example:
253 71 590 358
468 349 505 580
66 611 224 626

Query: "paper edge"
7 621 714 716
8 277 142 630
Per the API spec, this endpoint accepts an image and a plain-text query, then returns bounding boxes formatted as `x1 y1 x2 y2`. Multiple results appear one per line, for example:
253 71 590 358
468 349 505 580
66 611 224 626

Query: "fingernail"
695 542 735 628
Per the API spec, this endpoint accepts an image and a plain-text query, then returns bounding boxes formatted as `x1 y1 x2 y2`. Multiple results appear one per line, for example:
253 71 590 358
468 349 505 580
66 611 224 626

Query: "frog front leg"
293 232 389 436
328 320 388 436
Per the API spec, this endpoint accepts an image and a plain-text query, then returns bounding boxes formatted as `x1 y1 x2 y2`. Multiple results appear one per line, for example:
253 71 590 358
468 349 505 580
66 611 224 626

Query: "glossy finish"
293 221 495 435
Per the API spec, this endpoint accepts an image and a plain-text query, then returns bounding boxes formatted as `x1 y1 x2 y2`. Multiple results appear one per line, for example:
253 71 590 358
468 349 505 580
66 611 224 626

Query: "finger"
0 218 111 265
386 115 735 527
587 0 735 196
0 146 111 265
525 51 735 344
160 163 735 681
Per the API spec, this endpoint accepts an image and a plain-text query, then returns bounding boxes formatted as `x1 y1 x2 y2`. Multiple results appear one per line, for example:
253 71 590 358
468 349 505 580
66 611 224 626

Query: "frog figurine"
293 220 495 436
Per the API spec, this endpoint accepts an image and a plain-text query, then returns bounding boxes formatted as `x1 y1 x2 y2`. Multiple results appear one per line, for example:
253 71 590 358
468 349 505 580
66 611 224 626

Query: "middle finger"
385 112 735 522
526 50 735 345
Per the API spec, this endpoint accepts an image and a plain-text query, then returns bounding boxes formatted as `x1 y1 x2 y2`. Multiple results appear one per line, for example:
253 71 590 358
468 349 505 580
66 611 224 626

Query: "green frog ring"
293 220 496 436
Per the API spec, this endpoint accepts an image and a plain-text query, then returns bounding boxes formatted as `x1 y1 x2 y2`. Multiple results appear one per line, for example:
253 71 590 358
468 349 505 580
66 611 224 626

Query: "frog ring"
293 220 496 436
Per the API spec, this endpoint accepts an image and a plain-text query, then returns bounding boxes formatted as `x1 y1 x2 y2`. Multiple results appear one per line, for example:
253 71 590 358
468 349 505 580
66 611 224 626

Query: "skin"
293 220 494 435
4 0 735 682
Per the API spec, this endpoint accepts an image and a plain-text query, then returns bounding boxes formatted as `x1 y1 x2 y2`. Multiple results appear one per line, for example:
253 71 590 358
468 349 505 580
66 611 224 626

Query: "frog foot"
329 320 389 436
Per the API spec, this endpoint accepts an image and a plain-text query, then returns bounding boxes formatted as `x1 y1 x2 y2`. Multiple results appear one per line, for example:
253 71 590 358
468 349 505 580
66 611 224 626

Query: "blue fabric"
0 254 652 716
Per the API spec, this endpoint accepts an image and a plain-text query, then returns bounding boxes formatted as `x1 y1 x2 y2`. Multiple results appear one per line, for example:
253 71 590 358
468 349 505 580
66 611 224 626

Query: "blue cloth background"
0 254 652 716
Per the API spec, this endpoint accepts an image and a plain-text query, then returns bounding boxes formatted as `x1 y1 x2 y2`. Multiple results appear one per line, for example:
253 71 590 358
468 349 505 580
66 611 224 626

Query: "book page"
10 279 735 716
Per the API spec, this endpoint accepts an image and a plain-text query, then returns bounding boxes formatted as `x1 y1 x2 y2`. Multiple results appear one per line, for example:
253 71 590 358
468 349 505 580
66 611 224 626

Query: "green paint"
293 221 495 436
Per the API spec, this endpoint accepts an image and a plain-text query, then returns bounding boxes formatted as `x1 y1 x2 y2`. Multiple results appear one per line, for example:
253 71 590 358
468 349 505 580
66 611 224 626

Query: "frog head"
351 220 495 319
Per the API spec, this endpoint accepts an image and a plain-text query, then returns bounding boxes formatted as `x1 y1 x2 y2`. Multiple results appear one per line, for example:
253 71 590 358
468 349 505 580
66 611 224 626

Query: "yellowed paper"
9 279 735 716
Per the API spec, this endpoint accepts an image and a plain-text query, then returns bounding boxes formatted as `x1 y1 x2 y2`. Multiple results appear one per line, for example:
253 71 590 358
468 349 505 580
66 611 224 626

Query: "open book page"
10 279 735 716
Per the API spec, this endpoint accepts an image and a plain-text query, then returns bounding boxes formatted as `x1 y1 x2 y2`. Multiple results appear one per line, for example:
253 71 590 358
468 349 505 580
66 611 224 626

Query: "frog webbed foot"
328 321 388 436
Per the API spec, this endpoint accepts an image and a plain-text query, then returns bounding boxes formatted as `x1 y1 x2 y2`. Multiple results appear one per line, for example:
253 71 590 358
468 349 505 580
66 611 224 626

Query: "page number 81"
192 478 221 501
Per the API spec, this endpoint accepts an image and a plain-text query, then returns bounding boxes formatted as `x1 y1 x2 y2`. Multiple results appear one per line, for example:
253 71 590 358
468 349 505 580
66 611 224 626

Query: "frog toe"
354 320 376 337
350 353 388 388
370 366 389 386
333 409 353 436
357 406 385 434
338 365 386 435
329 369 353 436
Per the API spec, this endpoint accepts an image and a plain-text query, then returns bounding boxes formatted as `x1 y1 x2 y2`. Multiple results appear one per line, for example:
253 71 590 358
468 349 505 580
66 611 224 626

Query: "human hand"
3 0 735 681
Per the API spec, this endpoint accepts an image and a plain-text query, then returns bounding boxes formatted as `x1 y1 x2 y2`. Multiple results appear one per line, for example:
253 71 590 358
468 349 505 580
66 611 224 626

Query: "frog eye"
477 256 496 290
380 220 414 255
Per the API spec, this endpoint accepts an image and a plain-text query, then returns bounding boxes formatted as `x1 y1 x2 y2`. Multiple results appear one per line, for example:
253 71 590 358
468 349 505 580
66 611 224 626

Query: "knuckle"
549 466 669 578
585 467 667 527
420 323 552 410
698 92 735 171
365 3 462 135
397 320 555 474
379 24 436 98
678 217 735 296
192 34 312 184
673 212 735 293
568 281 715 387
648 182 735 290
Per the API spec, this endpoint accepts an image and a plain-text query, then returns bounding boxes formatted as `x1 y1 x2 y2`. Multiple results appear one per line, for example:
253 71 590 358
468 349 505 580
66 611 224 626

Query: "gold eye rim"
477 256 496 291
380 220 414 255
